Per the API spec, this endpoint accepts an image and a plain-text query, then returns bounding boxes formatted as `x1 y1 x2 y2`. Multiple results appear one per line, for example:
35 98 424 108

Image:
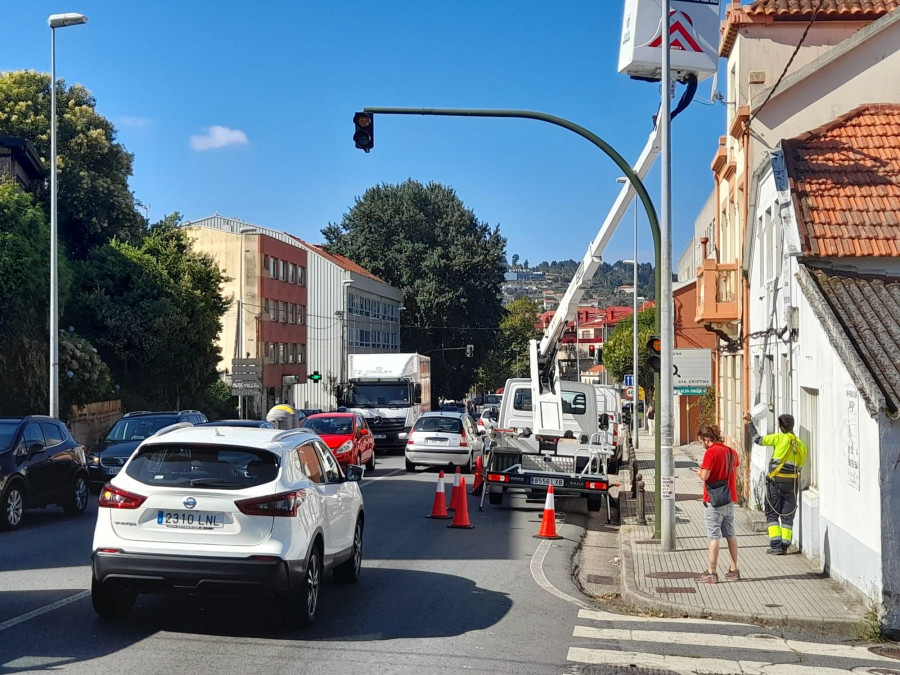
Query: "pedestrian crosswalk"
565 608 899 675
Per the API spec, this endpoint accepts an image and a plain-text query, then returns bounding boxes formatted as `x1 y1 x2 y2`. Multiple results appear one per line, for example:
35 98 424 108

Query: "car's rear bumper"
405 446 470 466
92 550 304 595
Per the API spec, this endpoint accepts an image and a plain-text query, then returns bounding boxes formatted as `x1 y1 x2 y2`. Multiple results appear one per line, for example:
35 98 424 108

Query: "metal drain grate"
655 586 696 594
646 571 700 580
587 574 615 585
579 666 679 675
870 646 900 661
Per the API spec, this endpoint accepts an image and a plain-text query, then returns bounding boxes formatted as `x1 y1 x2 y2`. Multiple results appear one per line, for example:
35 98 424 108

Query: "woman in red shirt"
695 424 740 584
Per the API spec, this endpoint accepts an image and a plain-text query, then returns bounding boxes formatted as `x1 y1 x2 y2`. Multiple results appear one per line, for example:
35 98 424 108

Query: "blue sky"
3 1 727 268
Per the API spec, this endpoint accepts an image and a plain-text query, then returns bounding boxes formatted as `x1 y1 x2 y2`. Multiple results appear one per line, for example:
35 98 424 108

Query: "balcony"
695 259 740 331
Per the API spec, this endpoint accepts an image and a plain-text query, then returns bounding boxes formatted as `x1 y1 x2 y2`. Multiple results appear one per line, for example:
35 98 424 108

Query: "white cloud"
117 116 153 128
190 125 249 151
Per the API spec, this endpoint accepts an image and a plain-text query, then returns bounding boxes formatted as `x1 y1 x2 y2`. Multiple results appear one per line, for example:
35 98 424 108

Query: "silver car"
405 412 484 473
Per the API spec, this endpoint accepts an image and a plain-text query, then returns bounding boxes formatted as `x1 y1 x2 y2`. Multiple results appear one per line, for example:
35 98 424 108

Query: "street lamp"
48 12 88 419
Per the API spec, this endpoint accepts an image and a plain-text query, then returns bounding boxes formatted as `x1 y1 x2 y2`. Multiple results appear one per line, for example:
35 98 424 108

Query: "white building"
745 104 900 633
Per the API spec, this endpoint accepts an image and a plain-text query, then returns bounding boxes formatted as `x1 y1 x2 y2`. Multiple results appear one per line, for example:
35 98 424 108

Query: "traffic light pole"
360 105 663 534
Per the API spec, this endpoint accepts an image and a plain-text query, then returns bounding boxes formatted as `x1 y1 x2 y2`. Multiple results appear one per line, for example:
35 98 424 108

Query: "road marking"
360 468 405 488
577 608 745 627
566 647 860 675
530 538 593 610
573 625 897 663
0 591 89 633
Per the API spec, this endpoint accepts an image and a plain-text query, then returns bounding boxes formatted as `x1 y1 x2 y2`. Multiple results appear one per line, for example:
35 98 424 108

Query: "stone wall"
69 400 122 452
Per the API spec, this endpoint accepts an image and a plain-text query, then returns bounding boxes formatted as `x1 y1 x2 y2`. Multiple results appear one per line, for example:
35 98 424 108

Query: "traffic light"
310 370 322 383
465 344 474 358
646 336 661 373
597 347 603 365
588 345 595 359
353 112 374 152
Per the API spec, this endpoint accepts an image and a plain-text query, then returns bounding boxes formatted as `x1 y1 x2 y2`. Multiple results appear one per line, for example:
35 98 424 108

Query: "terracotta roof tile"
781 104 900 258
720 0 898 57
745 0 900 18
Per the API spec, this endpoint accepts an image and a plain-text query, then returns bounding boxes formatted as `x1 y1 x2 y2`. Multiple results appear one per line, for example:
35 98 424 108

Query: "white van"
594 385 622 473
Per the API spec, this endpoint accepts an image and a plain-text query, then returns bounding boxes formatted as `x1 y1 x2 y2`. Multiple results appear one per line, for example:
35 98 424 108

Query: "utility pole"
659 0 676 552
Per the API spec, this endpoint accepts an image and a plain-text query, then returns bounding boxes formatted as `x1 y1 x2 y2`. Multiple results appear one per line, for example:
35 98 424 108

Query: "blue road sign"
624 374 634 387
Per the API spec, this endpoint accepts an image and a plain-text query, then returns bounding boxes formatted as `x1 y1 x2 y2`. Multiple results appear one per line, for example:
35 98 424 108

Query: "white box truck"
336 353 431 452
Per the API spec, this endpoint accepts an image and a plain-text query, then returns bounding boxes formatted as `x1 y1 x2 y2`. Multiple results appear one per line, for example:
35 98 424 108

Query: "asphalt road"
0 454 595 674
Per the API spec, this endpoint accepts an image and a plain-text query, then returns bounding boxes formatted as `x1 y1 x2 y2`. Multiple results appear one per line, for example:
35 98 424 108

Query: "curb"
617 522 863 638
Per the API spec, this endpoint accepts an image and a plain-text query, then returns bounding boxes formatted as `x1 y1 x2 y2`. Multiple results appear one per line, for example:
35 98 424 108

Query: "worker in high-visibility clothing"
744 412 808 555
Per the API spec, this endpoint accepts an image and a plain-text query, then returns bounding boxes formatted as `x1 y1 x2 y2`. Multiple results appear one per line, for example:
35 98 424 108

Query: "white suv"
90 424 364 626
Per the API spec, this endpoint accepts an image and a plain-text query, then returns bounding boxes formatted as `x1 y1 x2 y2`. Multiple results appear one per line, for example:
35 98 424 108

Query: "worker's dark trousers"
764 478 796 551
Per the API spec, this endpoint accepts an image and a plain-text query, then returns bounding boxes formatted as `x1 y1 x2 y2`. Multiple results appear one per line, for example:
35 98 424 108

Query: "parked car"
90 424 365 626
405 411 484 473
439 401 467 414
477 406 500 433
299 409 322 418
88 410 208 492
0 416 90 530
300 413 375 471
197 419 275 429
483 393 503 408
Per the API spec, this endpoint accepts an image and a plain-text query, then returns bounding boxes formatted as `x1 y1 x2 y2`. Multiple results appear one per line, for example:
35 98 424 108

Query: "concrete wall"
798 300 883 603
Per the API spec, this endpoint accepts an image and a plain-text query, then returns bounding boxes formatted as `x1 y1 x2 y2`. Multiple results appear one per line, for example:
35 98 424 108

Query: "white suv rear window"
125 444 280 489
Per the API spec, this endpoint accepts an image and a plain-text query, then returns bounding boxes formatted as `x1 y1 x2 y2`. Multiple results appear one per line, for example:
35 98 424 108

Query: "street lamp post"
48 12 88 419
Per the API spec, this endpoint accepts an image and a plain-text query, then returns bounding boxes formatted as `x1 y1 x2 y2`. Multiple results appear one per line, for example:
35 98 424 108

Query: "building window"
348 294 359 315
269 256 277 279
280 260 287 281
298 344 306 364
288 343 295 364
800 388 819 489
288 304 295 324
297 266 305 287
263 255 271 277
267 299 277 322
297 304 305 325
267 342 276 364
289 264 296 284
278 301 286 323
279 343 286 364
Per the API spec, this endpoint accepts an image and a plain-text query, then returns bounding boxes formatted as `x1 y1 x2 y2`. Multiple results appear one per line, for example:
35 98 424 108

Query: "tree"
65 216 230 409
601 306 657 397
511 253 519 267
0 70 145 259
322 180 507 398
477 297 541 391
0 182 71 414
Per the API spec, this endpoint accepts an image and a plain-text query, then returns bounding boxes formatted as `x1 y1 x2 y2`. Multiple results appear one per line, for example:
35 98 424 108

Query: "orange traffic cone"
426 470 451 519
534 485 562 539
447 477 474 529
448 466 462 511
470 455 484 495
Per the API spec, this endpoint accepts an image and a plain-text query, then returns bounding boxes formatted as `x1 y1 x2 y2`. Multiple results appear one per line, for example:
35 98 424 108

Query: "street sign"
673 349 712 386
624 386 635 400
232 358 263 382
231 380 262 393
675 386 707 396
624 374 634 387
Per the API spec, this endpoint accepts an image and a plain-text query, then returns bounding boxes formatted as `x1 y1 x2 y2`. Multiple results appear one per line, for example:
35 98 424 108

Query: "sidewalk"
578 429 869 636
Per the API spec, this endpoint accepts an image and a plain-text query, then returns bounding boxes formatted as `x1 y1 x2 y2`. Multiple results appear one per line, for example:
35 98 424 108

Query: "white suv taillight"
235 490 307 517
613 422 619 447
98 484 146 509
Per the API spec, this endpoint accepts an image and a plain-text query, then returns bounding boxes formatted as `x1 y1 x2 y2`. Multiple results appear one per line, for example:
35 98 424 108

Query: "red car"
300 413 375 471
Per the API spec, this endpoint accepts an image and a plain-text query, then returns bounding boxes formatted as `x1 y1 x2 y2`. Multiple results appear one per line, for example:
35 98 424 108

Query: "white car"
477 407 499 433
405 411 484 473
90 424 364 626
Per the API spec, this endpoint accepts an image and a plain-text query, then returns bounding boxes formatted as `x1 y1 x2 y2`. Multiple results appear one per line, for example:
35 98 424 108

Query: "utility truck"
484 116 668 513
335 353 431 452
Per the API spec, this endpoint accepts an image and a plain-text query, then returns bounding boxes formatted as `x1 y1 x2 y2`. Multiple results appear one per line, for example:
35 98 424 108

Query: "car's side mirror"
345 465 364 482
27 442 43 456
598 413 610 431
